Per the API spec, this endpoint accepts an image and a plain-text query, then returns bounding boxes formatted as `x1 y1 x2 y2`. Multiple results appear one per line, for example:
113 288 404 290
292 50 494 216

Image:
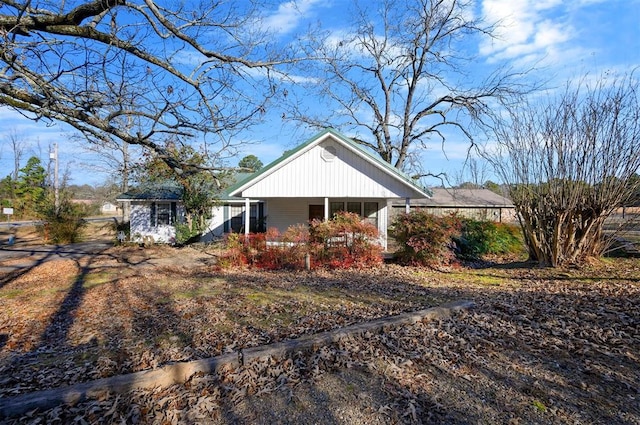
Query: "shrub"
218 233 248 268
390 211 462 266
219 212 383 270
455 219 524 258
250 226 311 270
37 195 88 244
309 212 383 269
175 223 196 245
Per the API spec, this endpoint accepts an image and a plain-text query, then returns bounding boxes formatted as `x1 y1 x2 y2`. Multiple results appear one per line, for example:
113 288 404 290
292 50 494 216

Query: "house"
101 201 119 215
389 188 516 223
116 184 185 244
119 128 431 248
206 128 431 250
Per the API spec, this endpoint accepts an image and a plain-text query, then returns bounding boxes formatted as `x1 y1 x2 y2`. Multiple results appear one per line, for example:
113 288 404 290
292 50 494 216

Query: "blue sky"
1 0 639 188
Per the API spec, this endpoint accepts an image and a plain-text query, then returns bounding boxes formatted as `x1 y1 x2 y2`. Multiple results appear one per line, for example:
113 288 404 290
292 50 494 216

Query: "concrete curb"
0 300 474 419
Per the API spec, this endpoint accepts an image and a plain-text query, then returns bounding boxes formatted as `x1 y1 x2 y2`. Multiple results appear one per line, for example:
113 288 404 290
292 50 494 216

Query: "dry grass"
0 220 116 247
0 246 638 424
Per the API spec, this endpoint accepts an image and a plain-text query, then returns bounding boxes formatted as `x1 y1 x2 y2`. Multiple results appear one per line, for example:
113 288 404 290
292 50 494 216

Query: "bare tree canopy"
487 72 640 266
285 0 530 172
0 0 283 175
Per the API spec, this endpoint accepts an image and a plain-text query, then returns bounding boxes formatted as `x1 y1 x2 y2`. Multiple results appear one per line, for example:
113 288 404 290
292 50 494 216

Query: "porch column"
324 197 329 221
405 197 411 213
244 198 250 235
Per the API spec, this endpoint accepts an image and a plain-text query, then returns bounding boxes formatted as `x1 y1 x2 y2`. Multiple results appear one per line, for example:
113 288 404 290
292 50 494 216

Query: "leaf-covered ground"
0 245 638 424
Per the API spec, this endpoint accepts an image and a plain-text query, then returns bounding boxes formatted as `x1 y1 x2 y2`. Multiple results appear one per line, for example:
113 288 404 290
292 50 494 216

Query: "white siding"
240 139 418 199
202 205 225 241
129 202 179 244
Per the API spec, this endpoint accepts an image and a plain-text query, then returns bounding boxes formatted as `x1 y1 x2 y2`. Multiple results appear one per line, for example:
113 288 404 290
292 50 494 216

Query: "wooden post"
324 197 329 221
244 198 250 235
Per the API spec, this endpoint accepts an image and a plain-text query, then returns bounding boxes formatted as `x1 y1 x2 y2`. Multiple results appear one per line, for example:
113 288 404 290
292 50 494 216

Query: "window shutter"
171 202 177 225
150 202 156 226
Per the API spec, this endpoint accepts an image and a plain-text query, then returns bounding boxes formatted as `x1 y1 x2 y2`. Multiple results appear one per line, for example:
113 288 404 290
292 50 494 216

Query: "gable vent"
321 145 337 161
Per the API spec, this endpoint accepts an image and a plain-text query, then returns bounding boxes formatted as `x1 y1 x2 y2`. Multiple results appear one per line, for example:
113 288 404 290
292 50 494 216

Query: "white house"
119 128 430 248
206 128 431 250
101 201 119 215
116 185 185 244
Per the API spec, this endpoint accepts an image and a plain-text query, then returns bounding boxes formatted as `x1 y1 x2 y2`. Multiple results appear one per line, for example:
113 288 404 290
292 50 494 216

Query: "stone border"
0 300 474 419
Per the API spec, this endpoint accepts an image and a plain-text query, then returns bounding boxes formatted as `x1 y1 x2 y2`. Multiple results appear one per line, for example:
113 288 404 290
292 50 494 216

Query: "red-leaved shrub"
309 212 383 269
220 212 382 269
390 210 462 266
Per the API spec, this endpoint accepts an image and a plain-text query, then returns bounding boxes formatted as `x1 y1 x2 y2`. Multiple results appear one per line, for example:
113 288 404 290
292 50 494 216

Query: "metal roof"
116 184 182 201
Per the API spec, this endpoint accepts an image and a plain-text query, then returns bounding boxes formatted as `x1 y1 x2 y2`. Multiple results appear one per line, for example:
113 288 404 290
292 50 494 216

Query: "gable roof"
225 128 431 199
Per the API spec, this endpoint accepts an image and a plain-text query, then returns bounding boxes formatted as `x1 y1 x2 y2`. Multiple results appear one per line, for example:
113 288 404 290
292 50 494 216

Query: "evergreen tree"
15 157 46 218
0 175 15 208
238 155 263 172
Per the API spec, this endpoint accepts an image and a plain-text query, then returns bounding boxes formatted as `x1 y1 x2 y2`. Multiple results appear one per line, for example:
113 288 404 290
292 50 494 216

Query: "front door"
309 204 324 222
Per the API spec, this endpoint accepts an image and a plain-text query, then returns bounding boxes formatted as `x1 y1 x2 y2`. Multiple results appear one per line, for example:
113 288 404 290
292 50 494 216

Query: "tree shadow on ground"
0 245 112 392
0 257 638 423
0 248 59 289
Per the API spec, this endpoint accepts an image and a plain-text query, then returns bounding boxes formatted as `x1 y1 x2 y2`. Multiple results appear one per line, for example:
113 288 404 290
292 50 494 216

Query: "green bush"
37 195 88 244
175 223 198 245
455 219 524 258
390 211 462 266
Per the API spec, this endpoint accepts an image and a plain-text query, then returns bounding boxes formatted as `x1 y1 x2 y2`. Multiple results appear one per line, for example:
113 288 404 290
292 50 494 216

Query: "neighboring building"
116 185 185 244
389 188 517 223
101 202 119 215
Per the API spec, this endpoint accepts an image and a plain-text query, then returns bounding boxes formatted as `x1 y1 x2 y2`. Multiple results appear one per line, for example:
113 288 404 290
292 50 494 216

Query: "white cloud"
243 66 320 84
479 0 575 66
0 108 63 141
261 0 328 35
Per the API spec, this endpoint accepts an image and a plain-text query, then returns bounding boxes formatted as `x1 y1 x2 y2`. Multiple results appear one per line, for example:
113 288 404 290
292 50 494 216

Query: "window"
150 202 177 226
330 201 344 217
249 204 262 233
364 202 378 227
229 205 243 233
228 203 264 233
347 202 362 215
328 201 378 227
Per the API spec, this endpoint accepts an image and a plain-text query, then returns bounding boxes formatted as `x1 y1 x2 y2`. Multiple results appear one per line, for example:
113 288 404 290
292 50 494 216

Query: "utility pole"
49 143 59 212
121 141 130 222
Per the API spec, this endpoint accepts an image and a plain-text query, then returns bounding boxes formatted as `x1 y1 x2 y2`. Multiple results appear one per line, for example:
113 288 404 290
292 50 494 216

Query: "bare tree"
285 0 530 172
0 0 286 176
3 129 26 180
451 157 491 188
487 72 640 266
